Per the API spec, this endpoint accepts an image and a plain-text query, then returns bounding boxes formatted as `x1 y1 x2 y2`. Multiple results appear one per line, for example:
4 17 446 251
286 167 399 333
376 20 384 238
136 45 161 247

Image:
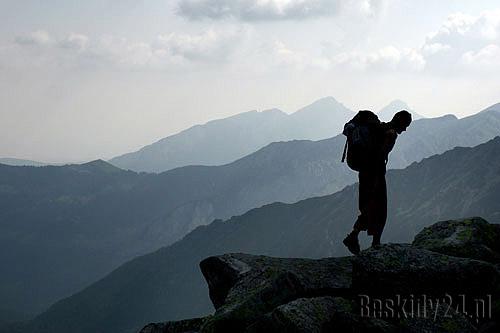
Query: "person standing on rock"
341 110 412 254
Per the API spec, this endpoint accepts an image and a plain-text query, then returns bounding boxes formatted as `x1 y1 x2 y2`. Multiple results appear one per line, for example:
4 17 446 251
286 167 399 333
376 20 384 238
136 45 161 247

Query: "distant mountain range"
1 97 422 173
19 136 500 333
0 158 48 167
1 102 500 324
109 96 354 173
388 103 500 168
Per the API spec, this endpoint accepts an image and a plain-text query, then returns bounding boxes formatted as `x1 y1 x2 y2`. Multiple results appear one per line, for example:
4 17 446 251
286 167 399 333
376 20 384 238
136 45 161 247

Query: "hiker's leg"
377 171 388 236
370 169 387 244
359 169 378 235
353 169 374 234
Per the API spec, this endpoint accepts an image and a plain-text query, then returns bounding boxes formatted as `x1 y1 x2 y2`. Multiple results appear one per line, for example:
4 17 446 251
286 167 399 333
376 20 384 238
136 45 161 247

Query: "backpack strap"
341 138 348 162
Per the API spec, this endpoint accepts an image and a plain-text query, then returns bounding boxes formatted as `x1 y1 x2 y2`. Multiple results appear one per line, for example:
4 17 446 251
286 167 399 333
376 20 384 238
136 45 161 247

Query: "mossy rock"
198 253 352 332
397 302 476 333
352 243 500 297
412 217 500 264
139 316 209 333
245 296 396 333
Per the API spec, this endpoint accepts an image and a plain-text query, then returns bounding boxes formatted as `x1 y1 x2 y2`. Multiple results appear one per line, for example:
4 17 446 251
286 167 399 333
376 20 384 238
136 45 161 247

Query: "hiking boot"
343 233 360 255
371 234 381 248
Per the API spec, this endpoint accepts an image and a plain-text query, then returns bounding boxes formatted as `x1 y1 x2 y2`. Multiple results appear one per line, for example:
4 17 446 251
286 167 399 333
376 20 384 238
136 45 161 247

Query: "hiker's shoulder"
378 122 395 133
387 128 397 138
378 123 397 141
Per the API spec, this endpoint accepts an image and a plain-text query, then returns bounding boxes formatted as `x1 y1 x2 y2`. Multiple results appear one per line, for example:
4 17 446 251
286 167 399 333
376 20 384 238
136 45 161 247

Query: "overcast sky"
1 0 500 163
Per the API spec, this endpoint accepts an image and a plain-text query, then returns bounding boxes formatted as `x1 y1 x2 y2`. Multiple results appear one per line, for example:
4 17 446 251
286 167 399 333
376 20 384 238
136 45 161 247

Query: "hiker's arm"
380 129 397 163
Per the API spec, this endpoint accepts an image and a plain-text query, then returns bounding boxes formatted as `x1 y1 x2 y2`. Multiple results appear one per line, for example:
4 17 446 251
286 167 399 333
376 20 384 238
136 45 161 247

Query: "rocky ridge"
142 217 500 332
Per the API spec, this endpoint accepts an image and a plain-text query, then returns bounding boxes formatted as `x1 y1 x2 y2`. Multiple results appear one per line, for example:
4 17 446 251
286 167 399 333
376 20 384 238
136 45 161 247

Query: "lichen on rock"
412 217 500 264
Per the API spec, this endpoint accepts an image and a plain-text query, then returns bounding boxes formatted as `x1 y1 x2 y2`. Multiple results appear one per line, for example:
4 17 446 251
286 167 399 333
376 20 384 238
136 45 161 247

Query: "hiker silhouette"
342 110 412 254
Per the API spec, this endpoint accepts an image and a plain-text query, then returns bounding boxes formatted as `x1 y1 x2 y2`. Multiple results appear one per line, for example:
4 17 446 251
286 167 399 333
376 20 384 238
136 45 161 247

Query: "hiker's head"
391 110 412 134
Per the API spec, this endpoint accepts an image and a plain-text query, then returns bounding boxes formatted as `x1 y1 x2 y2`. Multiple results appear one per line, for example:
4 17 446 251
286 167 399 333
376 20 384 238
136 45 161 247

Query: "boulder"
139 317 208 333
397 302 476 333
412 217 500 264
199 253 352 332
352 243 500 297
245 296 397 333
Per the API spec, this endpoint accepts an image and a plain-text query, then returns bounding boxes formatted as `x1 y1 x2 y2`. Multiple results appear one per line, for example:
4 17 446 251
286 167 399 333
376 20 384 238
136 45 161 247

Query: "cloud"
461 44 500 69
331 46 425 72
421 9 500 73
154 28 243 62
14 30 52 46
58 33 89 51
6 28 245 70
425 11 500 50
271 40 307 68
176 0 385 21
262 40 332 70
7 8 500 76
421 43 451 56
252 7 500 74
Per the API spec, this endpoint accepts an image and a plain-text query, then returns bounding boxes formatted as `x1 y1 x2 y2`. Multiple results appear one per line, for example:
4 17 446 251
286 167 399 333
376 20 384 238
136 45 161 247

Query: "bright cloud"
331 46 425 72
421 9 500 73
155 28 243 62
14 30 52 46
462 44 500 68
426 11 500 49
6 28 244 69
176 0 386 21
58 33 89 51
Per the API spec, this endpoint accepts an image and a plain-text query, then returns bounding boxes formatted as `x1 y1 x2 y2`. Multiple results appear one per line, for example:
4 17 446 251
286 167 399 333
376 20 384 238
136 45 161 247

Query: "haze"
1 0 500 163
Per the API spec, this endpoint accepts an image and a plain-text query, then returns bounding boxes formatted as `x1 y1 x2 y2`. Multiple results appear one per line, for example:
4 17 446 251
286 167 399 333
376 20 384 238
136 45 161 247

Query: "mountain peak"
291 96 352 117
76 159 125 173
386 99 410 108
377 99 424 121
301 96 342 109
312 96 340 104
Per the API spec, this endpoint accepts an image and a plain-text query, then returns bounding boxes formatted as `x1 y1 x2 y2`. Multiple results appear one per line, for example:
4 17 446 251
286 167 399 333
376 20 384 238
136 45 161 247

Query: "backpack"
341 110 381 171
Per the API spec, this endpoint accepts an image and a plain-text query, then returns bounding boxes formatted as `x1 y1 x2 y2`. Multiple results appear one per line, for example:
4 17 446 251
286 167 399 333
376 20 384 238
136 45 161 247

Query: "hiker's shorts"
353 166 387 236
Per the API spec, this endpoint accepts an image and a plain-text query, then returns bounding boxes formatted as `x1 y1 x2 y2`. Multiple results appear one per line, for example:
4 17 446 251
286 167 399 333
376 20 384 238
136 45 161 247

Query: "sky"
1 0 500 163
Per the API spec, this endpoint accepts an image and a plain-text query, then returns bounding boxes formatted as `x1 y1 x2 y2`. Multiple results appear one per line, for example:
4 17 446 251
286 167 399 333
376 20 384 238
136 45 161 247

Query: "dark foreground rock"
352 243 499 297
139 217 500 333
245 296 397 333
140 317 209 333
412 217 500 264
199 254 352 332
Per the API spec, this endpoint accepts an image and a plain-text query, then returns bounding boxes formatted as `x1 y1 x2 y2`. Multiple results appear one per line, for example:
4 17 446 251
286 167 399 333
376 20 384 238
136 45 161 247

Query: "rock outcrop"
139 217 500 333
198 254 352 332
412 217 500 264
352 243 499 297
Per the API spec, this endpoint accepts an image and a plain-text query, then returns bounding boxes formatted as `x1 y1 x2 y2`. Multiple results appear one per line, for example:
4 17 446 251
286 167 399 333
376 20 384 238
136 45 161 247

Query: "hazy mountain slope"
480 102 500 113
109 97 354 172
0 161 144 318
0 158 48 167
376 99 424 122
23 137 500 333
0 137 353 320
388 109 500 168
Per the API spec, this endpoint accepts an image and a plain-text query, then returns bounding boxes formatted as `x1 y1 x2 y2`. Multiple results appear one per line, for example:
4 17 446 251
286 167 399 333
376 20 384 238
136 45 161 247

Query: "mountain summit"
377 100 424 122
109 97 354 173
